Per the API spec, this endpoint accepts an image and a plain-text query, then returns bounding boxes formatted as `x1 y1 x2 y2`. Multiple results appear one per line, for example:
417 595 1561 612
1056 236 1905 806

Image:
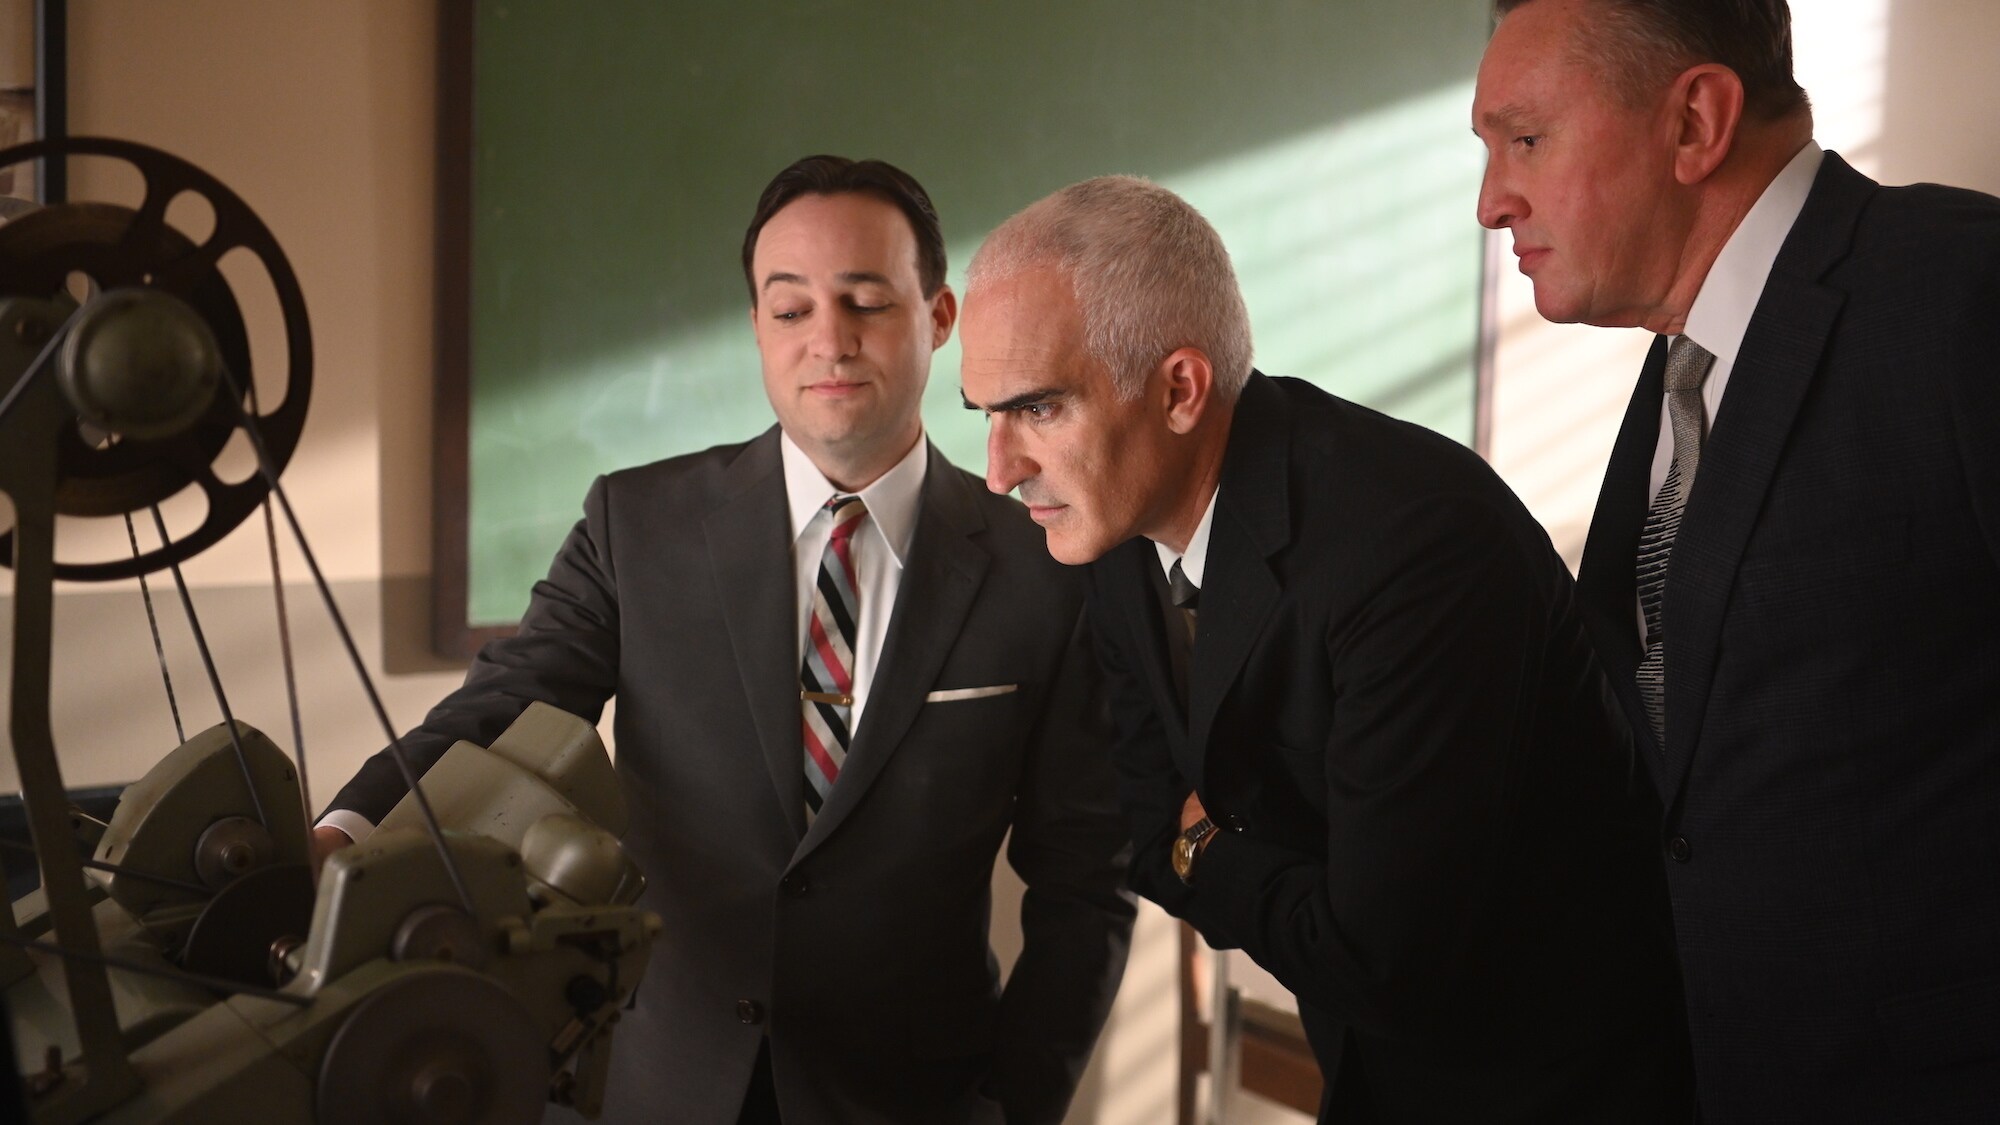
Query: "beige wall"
47 0 439 589
6 3 1997 1124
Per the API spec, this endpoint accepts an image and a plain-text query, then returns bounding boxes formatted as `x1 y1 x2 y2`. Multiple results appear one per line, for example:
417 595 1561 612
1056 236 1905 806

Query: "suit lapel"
1657 153 1870 806
791 445 989 862
1578 335 1669 760
703 429 808 840
1188 374 1292 769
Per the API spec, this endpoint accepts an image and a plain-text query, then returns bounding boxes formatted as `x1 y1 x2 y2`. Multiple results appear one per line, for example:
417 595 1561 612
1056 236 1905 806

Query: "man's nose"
985 418 1034 496
1476 160 1522 230
809 308 860 361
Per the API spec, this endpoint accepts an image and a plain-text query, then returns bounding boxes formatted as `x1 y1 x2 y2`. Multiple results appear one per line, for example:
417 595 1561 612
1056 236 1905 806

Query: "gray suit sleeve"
323 475 622 823
991 604 1137 1125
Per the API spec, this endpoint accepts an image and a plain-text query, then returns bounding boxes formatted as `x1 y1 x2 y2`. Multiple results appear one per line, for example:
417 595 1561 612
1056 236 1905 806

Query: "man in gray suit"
315 156 1135 1125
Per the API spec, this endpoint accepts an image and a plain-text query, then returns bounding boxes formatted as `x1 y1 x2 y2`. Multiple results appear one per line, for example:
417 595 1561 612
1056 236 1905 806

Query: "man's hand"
311 825 353 875
1180 790 1207 831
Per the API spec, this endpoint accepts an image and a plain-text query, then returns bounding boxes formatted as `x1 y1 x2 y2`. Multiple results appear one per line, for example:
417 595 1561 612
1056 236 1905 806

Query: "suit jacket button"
737 1000 763 1024
780 873 808 897
1667 836 1692 863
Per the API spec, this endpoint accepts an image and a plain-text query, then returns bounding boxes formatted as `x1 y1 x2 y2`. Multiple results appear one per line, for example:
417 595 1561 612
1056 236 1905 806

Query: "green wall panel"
466 0 1490 623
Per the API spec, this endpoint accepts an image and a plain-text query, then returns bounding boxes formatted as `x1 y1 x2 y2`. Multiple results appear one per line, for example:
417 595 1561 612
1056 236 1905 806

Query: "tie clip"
801 690 853 707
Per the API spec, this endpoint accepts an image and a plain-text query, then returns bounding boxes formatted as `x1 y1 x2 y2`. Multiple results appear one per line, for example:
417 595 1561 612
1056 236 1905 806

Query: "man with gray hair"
1476 1 2000 1119
960 176 1691 1121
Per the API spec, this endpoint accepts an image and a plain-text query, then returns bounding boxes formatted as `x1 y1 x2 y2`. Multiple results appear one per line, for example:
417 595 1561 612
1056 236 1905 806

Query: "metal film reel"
0 136 313 581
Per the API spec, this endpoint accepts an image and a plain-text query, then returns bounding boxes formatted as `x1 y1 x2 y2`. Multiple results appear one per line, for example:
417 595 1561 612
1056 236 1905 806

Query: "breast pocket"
924 683 1019 703
873 687 1029 831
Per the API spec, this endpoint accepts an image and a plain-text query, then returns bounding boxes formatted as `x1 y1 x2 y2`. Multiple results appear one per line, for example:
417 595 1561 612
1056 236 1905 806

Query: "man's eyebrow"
961 387 1066 413
760 270 894 292
1476 103 1533 134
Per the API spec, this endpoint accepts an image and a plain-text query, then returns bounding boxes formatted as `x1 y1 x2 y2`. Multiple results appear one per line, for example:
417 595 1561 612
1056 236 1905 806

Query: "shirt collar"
780 429 927 568
1682 140 1823 361
1153 485 1219 588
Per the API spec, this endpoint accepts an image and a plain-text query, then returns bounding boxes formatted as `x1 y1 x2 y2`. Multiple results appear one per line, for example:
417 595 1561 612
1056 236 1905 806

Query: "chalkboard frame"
428 0 1502 660
432 0 489 659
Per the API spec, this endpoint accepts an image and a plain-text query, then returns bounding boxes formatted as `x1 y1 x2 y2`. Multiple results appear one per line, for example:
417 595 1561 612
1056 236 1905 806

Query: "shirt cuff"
315 809 376 846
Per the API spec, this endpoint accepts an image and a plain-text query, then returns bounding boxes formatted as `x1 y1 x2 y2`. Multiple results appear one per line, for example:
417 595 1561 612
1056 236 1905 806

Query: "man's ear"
1160 346 1216 435
1672 63 1744 186
929 285 959 350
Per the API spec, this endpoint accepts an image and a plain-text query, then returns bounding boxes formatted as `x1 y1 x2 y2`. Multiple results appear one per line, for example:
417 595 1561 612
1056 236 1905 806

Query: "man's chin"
1530 285 1587 326
1041 527 1108 567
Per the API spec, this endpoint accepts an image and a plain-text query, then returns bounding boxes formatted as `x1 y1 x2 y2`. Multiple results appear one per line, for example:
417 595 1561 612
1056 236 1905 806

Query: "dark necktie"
1167 558 1199 714
801 494 866 819
1635 336 1716 747
1168 557 1199 639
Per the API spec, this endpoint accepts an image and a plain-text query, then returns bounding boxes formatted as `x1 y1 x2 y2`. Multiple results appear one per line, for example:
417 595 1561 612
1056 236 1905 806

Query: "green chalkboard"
437 0 1492 646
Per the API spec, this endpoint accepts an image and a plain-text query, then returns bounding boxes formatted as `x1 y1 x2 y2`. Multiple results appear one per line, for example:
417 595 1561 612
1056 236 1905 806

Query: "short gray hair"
967 176 1254 402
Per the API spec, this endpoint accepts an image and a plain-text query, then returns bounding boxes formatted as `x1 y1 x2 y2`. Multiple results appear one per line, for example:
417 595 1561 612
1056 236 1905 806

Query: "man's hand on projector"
310 825 354 875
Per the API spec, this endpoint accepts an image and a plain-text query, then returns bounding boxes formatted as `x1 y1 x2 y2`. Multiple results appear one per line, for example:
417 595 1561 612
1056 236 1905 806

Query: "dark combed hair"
1497 0 1809 122
740 155 948 302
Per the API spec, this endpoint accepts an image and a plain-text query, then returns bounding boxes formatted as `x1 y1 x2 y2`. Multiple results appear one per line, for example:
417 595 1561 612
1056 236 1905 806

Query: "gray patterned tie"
1635 336 1716 747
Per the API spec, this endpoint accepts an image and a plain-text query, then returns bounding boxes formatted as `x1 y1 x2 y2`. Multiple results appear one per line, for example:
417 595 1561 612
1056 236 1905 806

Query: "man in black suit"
959 176 1689 1122
316 156 1134 1124
1475 1 2000 1119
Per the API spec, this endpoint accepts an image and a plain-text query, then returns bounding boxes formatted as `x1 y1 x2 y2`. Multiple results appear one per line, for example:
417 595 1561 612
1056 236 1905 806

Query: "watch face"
1172 834 1196 881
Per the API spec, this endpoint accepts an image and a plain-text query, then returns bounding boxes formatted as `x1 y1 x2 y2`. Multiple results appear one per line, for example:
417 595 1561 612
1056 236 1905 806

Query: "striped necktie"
801 494 867 819
1635 335 1716 747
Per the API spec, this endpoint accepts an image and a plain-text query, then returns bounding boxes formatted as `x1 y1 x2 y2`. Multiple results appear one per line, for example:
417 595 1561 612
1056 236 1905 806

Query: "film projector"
0 138 658 1122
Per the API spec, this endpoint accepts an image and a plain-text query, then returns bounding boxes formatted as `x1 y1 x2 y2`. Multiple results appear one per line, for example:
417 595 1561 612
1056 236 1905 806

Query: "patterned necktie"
1635 335 1717 747
801 494 867 818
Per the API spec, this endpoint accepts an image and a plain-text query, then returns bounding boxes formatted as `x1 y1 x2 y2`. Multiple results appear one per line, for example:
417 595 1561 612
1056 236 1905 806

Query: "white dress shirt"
1153 485 1219 589
781 429 926 737
319 430 928 846
1638 140 1822 644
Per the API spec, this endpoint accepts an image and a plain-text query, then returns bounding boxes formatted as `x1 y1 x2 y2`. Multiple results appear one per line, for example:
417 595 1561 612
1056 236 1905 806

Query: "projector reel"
0 136 313 581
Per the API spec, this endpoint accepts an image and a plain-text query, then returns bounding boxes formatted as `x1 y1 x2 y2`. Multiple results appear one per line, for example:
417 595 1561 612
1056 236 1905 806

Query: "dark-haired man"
318 156 1134 1125
1475 1 2000 1119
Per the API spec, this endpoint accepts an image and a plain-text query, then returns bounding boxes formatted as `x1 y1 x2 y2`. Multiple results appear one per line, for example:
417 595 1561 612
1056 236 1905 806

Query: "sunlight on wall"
1793 0 1890 179
1165 82 1484 435
1486 0 1888 567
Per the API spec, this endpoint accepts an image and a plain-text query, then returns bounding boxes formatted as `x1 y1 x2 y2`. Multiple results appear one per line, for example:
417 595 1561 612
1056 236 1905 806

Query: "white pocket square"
924 684 1018 703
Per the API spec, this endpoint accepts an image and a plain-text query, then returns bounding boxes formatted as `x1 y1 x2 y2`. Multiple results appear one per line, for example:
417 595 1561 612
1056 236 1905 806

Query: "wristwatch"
1172 816 1221 885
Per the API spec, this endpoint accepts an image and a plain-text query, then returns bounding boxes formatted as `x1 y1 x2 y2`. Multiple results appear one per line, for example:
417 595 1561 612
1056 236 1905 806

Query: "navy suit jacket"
1578 152 2000 1123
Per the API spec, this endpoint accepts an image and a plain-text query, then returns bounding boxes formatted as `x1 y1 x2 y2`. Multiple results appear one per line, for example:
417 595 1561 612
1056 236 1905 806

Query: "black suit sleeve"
991 605 1137 1125
325 476 623 823
1943 252 2000 566
1141 495 1557 1040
